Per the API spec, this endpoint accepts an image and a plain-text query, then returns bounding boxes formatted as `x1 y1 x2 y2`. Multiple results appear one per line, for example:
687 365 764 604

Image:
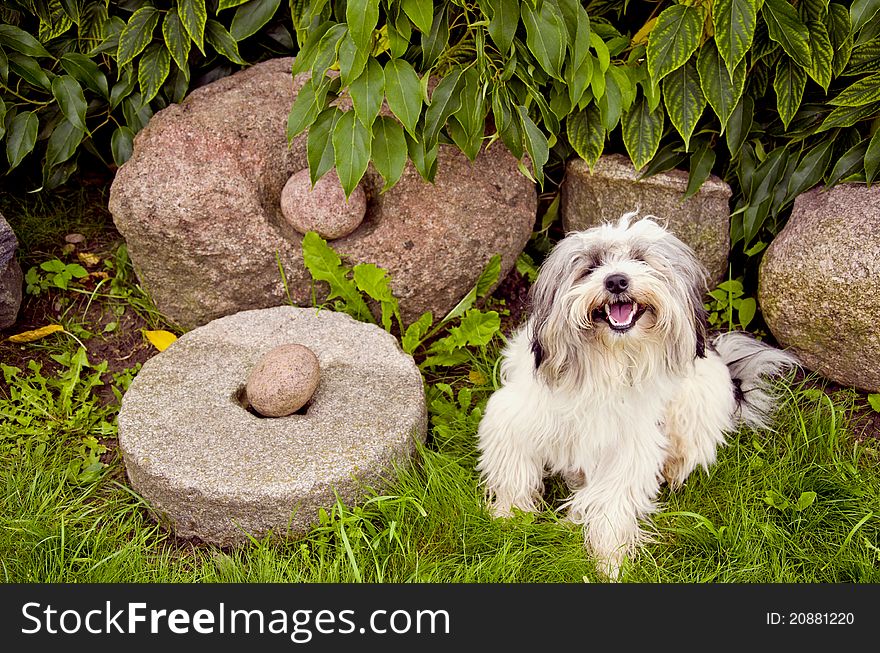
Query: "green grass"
2 186 879 584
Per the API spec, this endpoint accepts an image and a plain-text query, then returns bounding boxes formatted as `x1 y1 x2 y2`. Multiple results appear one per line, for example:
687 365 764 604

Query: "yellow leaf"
632 17 658 47
6 324 65 343
468 369 488 386
77 252 101 267
144 330 178 352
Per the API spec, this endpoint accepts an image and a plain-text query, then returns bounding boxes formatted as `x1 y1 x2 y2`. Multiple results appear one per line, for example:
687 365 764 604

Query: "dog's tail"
712 331 799 431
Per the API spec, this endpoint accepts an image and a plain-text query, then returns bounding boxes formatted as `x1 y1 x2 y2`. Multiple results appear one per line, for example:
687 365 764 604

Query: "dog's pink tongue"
610 302 634 322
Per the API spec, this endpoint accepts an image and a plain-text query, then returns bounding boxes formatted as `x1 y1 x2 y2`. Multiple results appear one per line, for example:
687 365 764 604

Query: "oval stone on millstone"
759 184 880 393
117 306 426 547
280 168 366 240
246 343 321 417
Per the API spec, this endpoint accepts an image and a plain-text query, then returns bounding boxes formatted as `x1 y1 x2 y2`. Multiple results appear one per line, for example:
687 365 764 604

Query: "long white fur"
476 213 797 579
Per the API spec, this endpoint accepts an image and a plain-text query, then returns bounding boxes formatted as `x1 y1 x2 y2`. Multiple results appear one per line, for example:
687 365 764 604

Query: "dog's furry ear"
693 301 708 359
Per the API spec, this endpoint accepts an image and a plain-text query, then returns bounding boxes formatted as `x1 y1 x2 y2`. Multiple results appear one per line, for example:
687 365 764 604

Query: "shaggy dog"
477 213 797 578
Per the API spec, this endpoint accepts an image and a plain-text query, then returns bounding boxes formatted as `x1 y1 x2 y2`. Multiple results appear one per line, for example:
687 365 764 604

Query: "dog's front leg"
476 387 545 516
565 433 666 580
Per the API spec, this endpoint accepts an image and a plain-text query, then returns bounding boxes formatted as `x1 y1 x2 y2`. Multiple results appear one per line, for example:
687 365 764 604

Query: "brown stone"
280 168 366 240
245 343 320 417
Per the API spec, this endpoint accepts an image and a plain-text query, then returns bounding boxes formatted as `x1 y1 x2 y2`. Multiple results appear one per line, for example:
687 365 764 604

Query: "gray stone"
0 213 22 330
109 58 537 330
117 306 426 546
281 168 366 240
758 184 880 392
560 154 732 285
246 343 320 417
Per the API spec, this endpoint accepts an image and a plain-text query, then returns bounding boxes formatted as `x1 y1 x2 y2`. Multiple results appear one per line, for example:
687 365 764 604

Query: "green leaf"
162 9 191 72
795 491 817 511
353 263 400 331
567 104 605 169
646 4 703 83
521 0 568 79
405 130 438 181
401 0 434 34
440 254 503 325
0 24 52 58
737 297 756 328
850 0 880 31
486 0 519 54
301 231 373 322
828 3 853 77
219 0 251 9
111 125 135 167
60 53 109 99
762 0 812 68
826 139 868 186
347 0 380 53
206 19 247 65
517 105 549 186
110 69 136 110
51 75 88 132
311 24 346 76
786 140 834 199
806 20 834 90
307 107 341 186
868 393 880 412
384 58 422 137
698 40 745 132
449 66 486 160
402 311 433 354
774 57 808 129
8 53 52 90
829 71 880 105
865 128 880 184
726 95 754 156
178 0 208 54
117 6 160 68
6 110 38 171
338 32 368 87
818 101 880 130
230 0 281 42
598 68 623 131
713 0 758 76
349 58 385 129
623 96 665 170
137 43 171 105
424 68 464 145
683 143 716 201
287 76 329 140
432 309 501 351
332 110 371 198
387 14 411 58
662 59 705 150
44 118 84 170
371 115 407 191
590 31 611 73
421 5 449 68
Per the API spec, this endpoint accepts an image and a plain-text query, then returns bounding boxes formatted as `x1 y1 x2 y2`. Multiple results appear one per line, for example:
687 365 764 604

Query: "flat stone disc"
118 306 426 546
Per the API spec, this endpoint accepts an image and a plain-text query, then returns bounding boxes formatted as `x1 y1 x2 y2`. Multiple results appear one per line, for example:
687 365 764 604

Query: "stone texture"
117 306 426 546
109 57 537 330
281 168 366 239
0 213 22 330
560 154 732 284
759 184 880 392
245 343 320 417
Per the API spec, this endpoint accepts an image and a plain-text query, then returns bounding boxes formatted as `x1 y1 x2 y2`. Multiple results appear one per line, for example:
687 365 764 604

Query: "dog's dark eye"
577 262 598 280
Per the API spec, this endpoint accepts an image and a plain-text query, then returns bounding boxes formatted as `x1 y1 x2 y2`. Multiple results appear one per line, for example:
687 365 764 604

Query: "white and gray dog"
477 213 797 578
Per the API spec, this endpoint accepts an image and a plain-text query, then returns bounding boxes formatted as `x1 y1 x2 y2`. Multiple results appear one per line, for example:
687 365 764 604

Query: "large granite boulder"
759 184 880 392
117 306 426 546
0 213 22 330
109 58 537 329
560 154 732 285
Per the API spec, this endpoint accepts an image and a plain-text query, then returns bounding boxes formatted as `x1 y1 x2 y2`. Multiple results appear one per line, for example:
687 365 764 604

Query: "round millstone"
117 306 426 547
246 343 320 417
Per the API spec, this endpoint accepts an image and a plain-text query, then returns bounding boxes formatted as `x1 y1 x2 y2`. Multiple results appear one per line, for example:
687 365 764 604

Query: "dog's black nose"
604 273 629 294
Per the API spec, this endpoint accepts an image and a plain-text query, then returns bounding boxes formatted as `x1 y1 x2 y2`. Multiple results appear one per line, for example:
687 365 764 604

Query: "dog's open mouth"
592 301 647 333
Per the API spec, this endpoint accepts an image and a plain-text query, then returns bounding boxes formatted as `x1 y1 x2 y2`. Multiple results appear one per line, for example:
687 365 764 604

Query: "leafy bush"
0 0 295 189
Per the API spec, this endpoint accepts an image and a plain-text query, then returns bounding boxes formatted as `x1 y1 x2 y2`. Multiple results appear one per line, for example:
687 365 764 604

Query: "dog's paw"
662 458 689 490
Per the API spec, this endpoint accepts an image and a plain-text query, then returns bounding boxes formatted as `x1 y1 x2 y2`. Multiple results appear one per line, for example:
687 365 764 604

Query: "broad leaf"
818 101 880 130
774 56 808 128
384 58 422 137
162 9 191 72
206 20 247 65
111 125 135 167
178 0 208 54
332 110 371 198
786 140 834 199
762 0 812 67
517 105 549 185
698 40 745 132
60 53 109 99
5 110 38 170
8 53 51 90
45 118 84 170
865 128 880 184
301 231 373 322
683 143 716 200
117 6 159 68
338 32 368 87
623 96 664 170
432 309 501 350
137 43 171 104
402 311 433 354
829 72 880 105
806 20 833 90
828 3 853 77
307 107 342 185
647 4 703 83
662 59 705 150
401 0 434 34
522 0 568 79
726 95 754 156
353 263 400 331
51 75 88 131
421 5 449 68
486 0 519 54
850 0 880 31
0 24 52 58
713 0 758 76
230 0 282 42
567 104 605 169
826 140 868 186
371 115 408 190
424 68 464 145
347 0 380 53
349 59 384 130
405 131 438 181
